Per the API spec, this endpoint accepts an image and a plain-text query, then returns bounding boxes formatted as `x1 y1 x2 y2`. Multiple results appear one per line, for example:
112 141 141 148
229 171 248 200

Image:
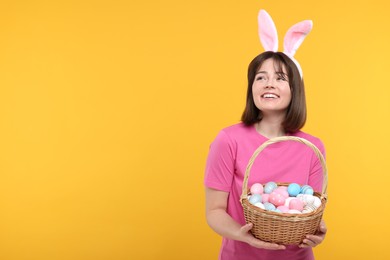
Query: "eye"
276 74 288 81
256 76 265 81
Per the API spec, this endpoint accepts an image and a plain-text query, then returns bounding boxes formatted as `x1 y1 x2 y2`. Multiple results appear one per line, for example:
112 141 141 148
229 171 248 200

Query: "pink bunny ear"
283 20 313 57
258 10 278 52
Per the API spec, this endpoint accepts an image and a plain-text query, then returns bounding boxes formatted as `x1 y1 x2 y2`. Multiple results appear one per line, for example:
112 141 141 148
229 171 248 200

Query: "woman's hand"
299 220 327 248
206 188 284 250
240 223 286 250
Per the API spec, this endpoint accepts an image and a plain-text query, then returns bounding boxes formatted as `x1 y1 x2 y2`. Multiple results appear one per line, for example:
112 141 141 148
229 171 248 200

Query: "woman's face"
252 58 292 116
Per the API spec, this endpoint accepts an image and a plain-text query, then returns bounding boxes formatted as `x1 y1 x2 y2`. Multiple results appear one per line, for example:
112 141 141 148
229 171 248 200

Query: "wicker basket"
240 136 328 245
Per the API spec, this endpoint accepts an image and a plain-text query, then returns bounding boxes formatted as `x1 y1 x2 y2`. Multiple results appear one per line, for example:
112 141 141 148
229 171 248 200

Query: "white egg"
299 194 315 206
302 205 315 213
305 195 315 205
297 195 307 205
287 209 301 214
254 202 265 209
313 196 322 208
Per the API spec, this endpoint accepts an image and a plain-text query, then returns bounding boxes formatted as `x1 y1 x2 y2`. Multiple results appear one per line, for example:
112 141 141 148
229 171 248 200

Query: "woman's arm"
205 187 286 250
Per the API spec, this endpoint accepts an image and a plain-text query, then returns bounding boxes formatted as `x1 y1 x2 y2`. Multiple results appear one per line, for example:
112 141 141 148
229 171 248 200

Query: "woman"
204 51 327 260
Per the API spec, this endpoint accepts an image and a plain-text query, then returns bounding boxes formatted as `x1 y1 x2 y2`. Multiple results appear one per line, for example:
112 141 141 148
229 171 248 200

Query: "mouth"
261 93 279 99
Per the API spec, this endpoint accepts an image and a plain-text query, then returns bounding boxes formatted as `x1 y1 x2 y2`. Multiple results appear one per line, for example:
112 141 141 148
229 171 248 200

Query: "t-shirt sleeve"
308 139 326 193
204 130 236 192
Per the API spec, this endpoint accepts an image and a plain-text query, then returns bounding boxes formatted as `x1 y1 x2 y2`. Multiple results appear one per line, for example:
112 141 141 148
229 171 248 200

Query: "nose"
264 78 275 89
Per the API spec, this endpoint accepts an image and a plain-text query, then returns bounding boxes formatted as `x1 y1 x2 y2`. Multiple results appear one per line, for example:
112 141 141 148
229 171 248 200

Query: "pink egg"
250 183 264 195
278 186 288 191
274 188 289 199
289 198 304 211
261 194 270 203
277 205 289 213
269 192 286 206
284 197 293 207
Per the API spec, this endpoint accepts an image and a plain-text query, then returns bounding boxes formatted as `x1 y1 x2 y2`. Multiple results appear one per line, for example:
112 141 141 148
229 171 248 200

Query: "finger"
306 234 324 244
249 238 286 250
301 238 317 247
298 243 310 248
258 241 286 250
241 223 253 233
270 243 286 250
301 233 324 248
318 219 327 232
258 243 286 250
319 223 327 234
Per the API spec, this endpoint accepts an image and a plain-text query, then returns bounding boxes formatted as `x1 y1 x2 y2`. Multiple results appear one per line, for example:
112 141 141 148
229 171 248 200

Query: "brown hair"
241 51 306 133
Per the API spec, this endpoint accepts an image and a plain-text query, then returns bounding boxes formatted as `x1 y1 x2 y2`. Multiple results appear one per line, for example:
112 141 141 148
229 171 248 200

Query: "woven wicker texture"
240 136 328 245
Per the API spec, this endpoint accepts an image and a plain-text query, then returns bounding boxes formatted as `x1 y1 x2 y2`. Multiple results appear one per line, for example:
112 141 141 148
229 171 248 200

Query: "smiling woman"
253 59 291 113
204 9 327 260
242 51 306 134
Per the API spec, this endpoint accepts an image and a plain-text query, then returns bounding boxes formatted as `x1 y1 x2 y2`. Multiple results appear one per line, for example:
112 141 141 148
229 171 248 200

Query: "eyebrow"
256 71 288 75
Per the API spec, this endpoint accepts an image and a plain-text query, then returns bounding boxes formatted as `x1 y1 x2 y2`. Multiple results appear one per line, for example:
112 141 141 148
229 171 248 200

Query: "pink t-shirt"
204 123 326 260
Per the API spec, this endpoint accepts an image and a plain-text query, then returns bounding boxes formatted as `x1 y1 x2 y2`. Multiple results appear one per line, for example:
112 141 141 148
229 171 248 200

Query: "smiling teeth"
263 94 278 98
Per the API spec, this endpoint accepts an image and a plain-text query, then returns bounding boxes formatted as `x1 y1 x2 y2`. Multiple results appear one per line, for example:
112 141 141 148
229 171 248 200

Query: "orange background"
1 0 389 259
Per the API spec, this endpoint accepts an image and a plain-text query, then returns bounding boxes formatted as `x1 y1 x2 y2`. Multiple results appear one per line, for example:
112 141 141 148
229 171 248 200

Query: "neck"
256 115 286 139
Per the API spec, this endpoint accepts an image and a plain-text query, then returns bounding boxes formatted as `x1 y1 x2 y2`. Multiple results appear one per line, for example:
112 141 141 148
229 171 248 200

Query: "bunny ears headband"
258 10 313 78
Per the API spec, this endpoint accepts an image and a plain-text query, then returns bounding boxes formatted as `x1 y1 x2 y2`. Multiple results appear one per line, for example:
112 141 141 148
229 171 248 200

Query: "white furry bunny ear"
258 10 278 52
283 20 313 77
257 9 313 78
283 20 313 57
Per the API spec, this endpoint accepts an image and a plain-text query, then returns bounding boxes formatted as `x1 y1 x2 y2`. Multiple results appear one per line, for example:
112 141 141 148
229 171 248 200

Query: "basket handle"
240 136 328 203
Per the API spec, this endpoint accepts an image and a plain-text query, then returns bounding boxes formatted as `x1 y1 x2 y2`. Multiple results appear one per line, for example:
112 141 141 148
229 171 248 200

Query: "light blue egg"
300 185 313 194
263 202 276 211
303 187 314 195
273 208 282 213
264 182 277 194
300 185 309 193
287 183 301 197
249 194 262 205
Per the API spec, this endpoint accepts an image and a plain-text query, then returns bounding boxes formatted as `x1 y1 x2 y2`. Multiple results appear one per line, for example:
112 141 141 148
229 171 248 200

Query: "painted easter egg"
287 183 301 197
250 183 264 195
249 194 262 205
289 198 304 211
269 192 286 207
263 202 276 211
264 182 277 194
